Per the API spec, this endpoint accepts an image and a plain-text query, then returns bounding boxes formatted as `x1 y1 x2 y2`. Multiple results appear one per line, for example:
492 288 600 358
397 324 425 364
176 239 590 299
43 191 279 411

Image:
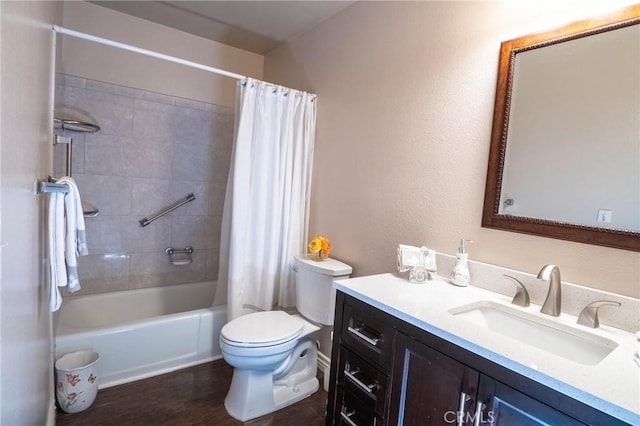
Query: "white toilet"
219 255 352 421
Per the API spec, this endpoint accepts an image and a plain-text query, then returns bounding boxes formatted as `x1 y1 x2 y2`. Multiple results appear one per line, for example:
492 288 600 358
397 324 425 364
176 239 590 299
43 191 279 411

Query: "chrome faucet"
537 264 561 317
503 274 530 307
577 300 621 328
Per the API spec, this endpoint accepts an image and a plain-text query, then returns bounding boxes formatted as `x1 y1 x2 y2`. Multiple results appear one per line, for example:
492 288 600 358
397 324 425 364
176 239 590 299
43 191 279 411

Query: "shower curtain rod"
53 25 247 81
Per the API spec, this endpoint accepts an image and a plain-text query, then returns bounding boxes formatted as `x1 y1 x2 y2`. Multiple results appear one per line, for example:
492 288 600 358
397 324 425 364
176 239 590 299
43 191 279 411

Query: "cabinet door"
389 333 479 426
476 375 585 426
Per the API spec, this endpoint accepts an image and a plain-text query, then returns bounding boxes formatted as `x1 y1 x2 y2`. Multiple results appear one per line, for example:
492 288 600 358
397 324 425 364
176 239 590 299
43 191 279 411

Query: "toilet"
219 255 352 421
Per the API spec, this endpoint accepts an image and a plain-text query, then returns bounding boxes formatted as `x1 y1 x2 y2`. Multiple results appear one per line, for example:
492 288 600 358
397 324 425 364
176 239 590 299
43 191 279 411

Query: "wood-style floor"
56 360 328 426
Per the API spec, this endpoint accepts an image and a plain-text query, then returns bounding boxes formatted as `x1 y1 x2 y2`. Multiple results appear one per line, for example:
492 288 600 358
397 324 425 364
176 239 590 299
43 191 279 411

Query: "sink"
449 301 618 365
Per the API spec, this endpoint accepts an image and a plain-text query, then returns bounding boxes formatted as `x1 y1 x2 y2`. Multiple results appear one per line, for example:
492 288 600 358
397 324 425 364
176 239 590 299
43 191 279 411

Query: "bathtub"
54 281 226 389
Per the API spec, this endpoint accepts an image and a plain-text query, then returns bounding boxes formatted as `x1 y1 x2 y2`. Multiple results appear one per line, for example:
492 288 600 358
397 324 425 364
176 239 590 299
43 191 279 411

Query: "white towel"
397 244 420 272
48 177 89 312
48 192 64 312
397 244 438 273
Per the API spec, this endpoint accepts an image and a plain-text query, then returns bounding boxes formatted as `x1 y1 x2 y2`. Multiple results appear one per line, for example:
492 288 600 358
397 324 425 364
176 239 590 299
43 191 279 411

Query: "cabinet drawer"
340 346 388 417
339 387 380 426
341 303 395 368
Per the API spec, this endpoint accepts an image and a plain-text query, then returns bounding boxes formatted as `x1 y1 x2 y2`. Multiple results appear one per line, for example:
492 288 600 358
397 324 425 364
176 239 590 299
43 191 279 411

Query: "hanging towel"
48 192 65 312
48 177 89 312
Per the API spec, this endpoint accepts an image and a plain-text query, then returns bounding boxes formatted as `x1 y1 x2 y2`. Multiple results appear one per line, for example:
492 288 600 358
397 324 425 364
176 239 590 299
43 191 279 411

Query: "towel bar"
37 180 69 194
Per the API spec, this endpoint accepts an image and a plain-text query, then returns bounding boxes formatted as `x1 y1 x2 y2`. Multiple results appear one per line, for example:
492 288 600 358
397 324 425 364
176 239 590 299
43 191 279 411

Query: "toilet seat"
221 311 303 348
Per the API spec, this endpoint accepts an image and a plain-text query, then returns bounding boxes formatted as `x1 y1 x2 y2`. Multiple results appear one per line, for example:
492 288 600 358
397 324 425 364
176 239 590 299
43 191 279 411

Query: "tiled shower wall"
54 74 234 296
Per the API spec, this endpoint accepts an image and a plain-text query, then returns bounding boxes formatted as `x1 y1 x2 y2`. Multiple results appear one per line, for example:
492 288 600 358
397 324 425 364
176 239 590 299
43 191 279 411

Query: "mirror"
482 5 640 251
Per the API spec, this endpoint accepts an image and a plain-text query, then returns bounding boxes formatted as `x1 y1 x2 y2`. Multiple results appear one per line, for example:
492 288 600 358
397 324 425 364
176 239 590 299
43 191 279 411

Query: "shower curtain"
214 78 317 320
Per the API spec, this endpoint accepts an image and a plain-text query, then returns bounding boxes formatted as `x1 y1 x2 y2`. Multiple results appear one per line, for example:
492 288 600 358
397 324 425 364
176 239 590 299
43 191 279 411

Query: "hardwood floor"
56 360 328 426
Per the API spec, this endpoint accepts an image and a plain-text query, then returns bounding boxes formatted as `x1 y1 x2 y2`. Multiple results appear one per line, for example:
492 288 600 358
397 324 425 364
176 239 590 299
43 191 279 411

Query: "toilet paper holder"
165 246 193 266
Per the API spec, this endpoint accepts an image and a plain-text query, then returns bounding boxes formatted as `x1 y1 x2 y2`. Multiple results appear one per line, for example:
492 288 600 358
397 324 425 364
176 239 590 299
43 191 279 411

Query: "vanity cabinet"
326 291 629 426
330 298 397 425
388 333 480 425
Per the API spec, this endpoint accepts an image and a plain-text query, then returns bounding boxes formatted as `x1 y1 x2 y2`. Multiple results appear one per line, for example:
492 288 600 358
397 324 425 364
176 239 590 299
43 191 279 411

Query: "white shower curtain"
214 78 316 320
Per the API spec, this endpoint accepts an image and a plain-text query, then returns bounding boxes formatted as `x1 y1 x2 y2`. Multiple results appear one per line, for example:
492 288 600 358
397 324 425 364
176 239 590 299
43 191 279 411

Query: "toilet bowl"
220 256 352 421
220 311 320 421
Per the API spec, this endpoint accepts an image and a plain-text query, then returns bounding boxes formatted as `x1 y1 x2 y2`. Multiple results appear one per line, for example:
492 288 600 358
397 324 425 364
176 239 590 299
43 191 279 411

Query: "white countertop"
334 273 640 424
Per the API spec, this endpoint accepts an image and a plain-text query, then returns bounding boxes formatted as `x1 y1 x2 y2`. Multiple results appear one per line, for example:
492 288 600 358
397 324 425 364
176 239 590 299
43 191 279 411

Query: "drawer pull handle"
341 408 359 426
473 401 485 426
457 392 470 426
345 368 377 395
347 326 380 347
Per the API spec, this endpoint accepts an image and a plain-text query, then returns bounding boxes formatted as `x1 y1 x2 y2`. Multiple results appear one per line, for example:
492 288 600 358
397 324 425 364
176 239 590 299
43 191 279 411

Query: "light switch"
597 209 613 223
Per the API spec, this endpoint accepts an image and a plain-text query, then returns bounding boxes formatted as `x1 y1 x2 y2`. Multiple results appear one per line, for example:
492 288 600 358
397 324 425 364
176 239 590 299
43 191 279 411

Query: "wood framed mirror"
482 4 640 251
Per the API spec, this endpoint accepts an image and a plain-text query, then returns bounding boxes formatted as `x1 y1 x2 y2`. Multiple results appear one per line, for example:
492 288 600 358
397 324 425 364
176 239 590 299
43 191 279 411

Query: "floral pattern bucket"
55 350 99 413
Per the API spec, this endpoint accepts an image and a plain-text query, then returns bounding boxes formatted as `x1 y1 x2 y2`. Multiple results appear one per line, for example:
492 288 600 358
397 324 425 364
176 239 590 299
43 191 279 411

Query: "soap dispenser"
450 239 472 287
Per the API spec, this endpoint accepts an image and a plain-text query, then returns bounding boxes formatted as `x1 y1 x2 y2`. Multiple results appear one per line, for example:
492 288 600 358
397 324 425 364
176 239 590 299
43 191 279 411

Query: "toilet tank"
295 255 352 325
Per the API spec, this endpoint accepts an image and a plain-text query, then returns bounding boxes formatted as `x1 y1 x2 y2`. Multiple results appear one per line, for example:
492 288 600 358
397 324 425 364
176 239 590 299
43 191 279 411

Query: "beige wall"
265 1 640 298
60 1 264 107
1 1 63 423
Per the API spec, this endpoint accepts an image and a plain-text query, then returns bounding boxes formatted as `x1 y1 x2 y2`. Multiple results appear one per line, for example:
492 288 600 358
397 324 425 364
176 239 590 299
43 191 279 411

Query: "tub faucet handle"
577 300 621 328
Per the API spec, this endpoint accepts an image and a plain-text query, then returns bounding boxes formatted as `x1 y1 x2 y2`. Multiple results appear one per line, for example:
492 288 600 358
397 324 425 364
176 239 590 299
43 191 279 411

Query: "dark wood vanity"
326 291 631 425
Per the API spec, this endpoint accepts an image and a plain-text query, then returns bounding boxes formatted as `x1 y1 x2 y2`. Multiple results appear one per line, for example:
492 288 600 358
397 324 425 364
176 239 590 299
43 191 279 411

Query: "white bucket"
55 350 100 413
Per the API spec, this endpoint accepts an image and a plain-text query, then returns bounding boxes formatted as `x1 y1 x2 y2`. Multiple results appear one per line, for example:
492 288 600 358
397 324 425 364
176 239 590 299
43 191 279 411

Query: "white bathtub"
54 281 226 389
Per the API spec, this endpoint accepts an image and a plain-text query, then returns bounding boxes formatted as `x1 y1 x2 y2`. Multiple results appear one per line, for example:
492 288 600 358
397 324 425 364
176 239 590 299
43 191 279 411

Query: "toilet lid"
221 311 303 347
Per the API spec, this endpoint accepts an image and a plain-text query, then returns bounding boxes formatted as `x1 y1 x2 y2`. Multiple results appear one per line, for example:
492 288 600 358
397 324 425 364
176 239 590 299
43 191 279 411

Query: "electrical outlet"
597 209 613 223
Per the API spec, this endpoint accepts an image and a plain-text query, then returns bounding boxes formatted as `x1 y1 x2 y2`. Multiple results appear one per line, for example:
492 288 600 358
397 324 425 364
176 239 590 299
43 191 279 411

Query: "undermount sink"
449 301 618 365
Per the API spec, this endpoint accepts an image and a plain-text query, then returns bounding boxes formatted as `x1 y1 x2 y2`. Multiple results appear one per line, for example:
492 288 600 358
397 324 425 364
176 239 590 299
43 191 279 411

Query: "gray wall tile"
170 215 218 249
85 215 171 255
175 97 212 112
74 174 132 216
58 75 233 296
76 253 130 294
133 98 212 146
64 85 133 137
63 75 86 88
84 134 172 179
86 79 135 98
172 144 214 181
208 182 226 218
129 250 206 289
134 89 175 105
205 248 220 281
131 178 208 216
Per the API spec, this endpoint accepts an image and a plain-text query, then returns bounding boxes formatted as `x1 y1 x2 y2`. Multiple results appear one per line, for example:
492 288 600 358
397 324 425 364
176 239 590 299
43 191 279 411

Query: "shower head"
54 118 101 133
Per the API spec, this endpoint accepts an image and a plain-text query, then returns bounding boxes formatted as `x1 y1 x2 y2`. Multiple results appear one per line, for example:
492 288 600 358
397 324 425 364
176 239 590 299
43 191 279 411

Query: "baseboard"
317 352 331 392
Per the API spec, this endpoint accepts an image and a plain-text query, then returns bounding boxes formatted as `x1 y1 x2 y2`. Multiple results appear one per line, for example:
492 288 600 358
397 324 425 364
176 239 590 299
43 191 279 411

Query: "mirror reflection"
482 5 640 251
499 24 639 232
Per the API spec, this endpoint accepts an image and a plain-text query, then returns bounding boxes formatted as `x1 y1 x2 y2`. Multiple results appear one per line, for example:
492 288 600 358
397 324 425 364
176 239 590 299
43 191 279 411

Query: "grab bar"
139 193 196 227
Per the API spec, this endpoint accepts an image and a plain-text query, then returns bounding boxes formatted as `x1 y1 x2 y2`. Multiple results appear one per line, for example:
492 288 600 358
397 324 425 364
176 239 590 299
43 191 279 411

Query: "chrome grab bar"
139 193 196 227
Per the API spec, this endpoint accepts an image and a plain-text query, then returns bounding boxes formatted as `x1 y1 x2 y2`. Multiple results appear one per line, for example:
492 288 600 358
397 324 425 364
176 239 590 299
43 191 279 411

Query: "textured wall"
60 1 262 107
264 1 640 298
55 75 234 296
1 1 62 424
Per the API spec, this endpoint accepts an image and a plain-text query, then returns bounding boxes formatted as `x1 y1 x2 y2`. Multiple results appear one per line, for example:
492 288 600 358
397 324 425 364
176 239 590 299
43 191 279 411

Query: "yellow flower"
308 235 332 256
321 238 332 254
308 237 322 253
